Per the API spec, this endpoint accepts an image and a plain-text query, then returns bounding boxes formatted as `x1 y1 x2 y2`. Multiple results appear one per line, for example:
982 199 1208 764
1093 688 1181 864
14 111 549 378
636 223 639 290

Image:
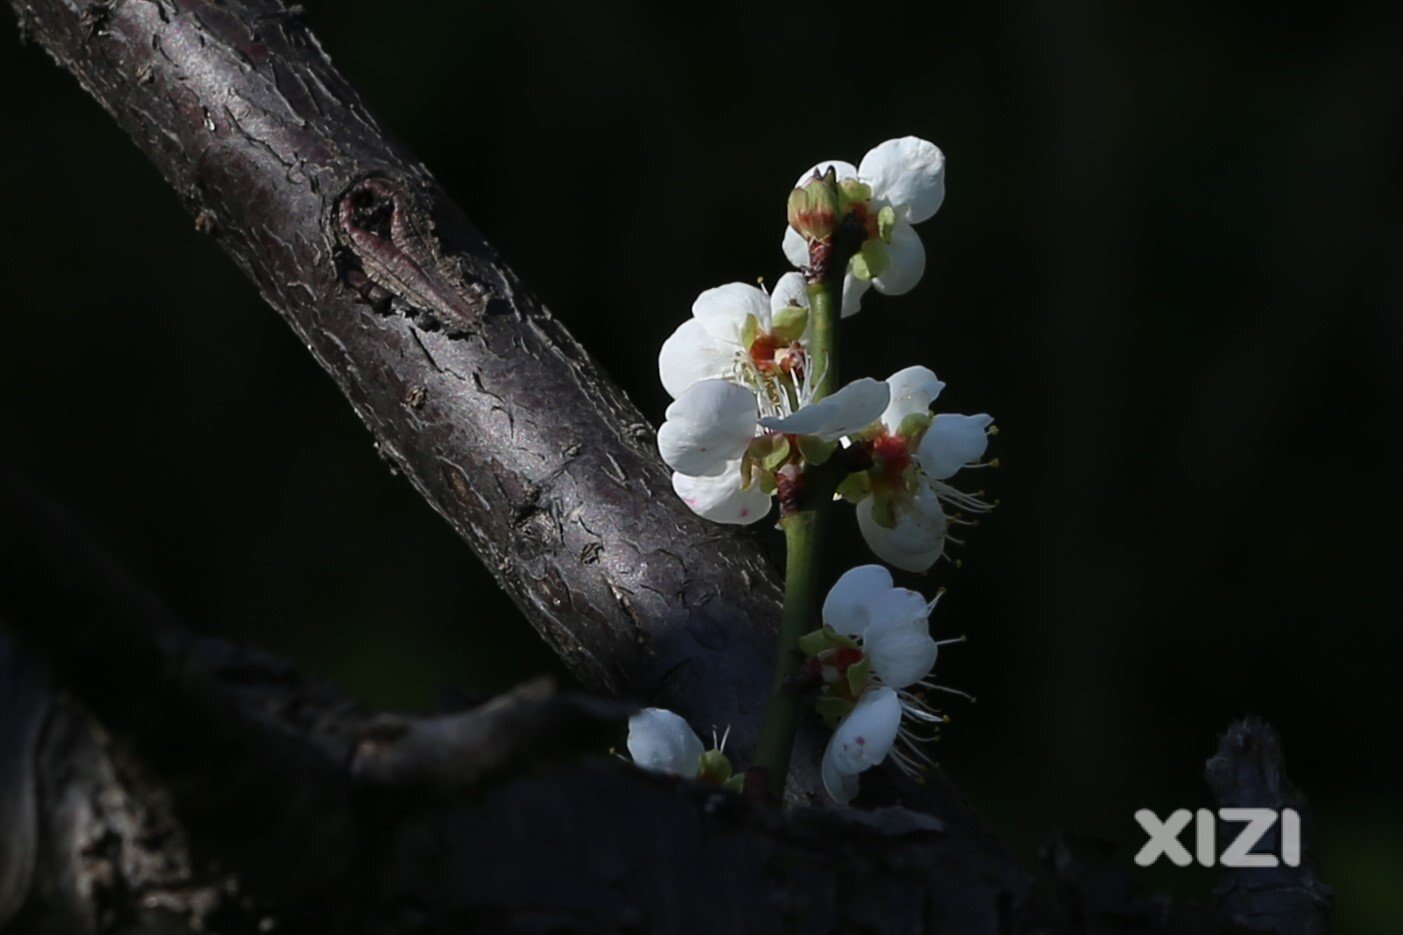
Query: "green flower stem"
751 279 841 799
752 506 827 797
806 280 839 400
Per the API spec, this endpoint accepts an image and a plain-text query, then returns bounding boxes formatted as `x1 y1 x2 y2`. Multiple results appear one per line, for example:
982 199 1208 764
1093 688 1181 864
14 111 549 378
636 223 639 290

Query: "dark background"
3 1 1399 930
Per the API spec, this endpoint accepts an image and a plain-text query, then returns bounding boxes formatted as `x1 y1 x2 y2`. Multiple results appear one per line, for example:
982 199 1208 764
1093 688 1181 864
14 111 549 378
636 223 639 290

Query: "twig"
1206 717 1333 935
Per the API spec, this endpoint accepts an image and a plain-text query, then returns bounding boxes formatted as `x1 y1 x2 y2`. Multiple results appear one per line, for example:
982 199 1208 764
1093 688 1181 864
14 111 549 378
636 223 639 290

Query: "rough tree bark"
9 0 787 766
0 474 1325 932
1 0 1333 932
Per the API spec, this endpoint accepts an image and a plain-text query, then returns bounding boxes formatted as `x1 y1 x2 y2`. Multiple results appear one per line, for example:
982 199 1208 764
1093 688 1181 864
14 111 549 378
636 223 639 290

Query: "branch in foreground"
0 467 357 900
0 632 1266 935
0 477 1318 933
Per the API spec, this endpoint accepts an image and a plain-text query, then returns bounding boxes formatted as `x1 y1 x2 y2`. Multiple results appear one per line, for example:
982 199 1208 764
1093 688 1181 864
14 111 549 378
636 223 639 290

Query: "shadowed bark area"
0 475 1276 934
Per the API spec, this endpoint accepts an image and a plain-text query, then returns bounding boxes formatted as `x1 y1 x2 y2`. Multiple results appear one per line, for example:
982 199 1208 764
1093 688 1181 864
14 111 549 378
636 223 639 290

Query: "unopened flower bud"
787 167 841 242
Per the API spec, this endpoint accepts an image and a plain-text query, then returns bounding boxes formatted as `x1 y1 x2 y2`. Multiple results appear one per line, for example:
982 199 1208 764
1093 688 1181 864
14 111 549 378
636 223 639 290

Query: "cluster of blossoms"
658 135 994 572
627 567 962 802
632 136 994 804
782 136 948 316
802 565 962 801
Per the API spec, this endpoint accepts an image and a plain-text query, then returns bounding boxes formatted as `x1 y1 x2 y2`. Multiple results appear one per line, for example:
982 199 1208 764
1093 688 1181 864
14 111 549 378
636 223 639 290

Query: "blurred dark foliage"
3 1 1399 930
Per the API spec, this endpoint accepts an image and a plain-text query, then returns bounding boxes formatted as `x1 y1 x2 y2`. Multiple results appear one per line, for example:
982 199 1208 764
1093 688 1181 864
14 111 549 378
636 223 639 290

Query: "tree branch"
1207 718 1334 935
8 0 784 767
0 473 1263 933
0 466 358 901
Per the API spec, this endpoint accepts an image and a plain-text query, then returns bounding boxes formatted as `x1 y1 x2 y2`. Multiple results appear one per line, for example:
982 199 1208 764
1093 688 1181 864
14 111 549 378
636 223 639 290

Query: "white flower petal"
840 272 871 318
627 708 704 777
856 483 948 572
872 223 926 296
692 282 773 341
758 378 889 440
782 224 810 268
880 366 945 432
770 271 810 315
793 159 859 190
821 687 902 803
863 589 938 689
822 743 862 803
658 318 740 399
858 137 946 224
672 464 772 525
916 413 994 481
657 380 757 477
822 564 894 636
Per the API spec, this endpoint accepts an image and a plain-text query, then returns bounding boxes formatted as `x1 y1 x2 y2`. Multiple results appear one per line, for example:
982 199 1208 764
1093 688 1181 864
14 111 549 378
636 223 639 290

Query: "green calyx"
798 625 859 658
845 656 872 696
741 435 792 491
897 412 934 442
770 304 809 344
868 487 898 529
835 470 872 504
797 435 836 467
877 205 898 243
850 239 891 282
758 435 792 471
815 694 856 729
838 178 872 213
698 748 734 785
740 313 762 350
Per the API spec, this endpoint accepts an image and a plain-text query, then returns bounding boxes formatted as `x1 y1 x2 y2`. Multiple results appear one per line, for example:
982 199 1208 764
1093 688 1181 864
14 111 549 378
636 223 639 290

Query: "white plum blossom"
657 379 759 478
627 708 706 778
783 137 946 316
647 136 994 803
821 688 902 803
849 366 994 572
627 707 739 788
820 564 940 689
673 465 773 525
659 376 891 526
805 565 960 803
657 379 772 524
657 274 811 401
